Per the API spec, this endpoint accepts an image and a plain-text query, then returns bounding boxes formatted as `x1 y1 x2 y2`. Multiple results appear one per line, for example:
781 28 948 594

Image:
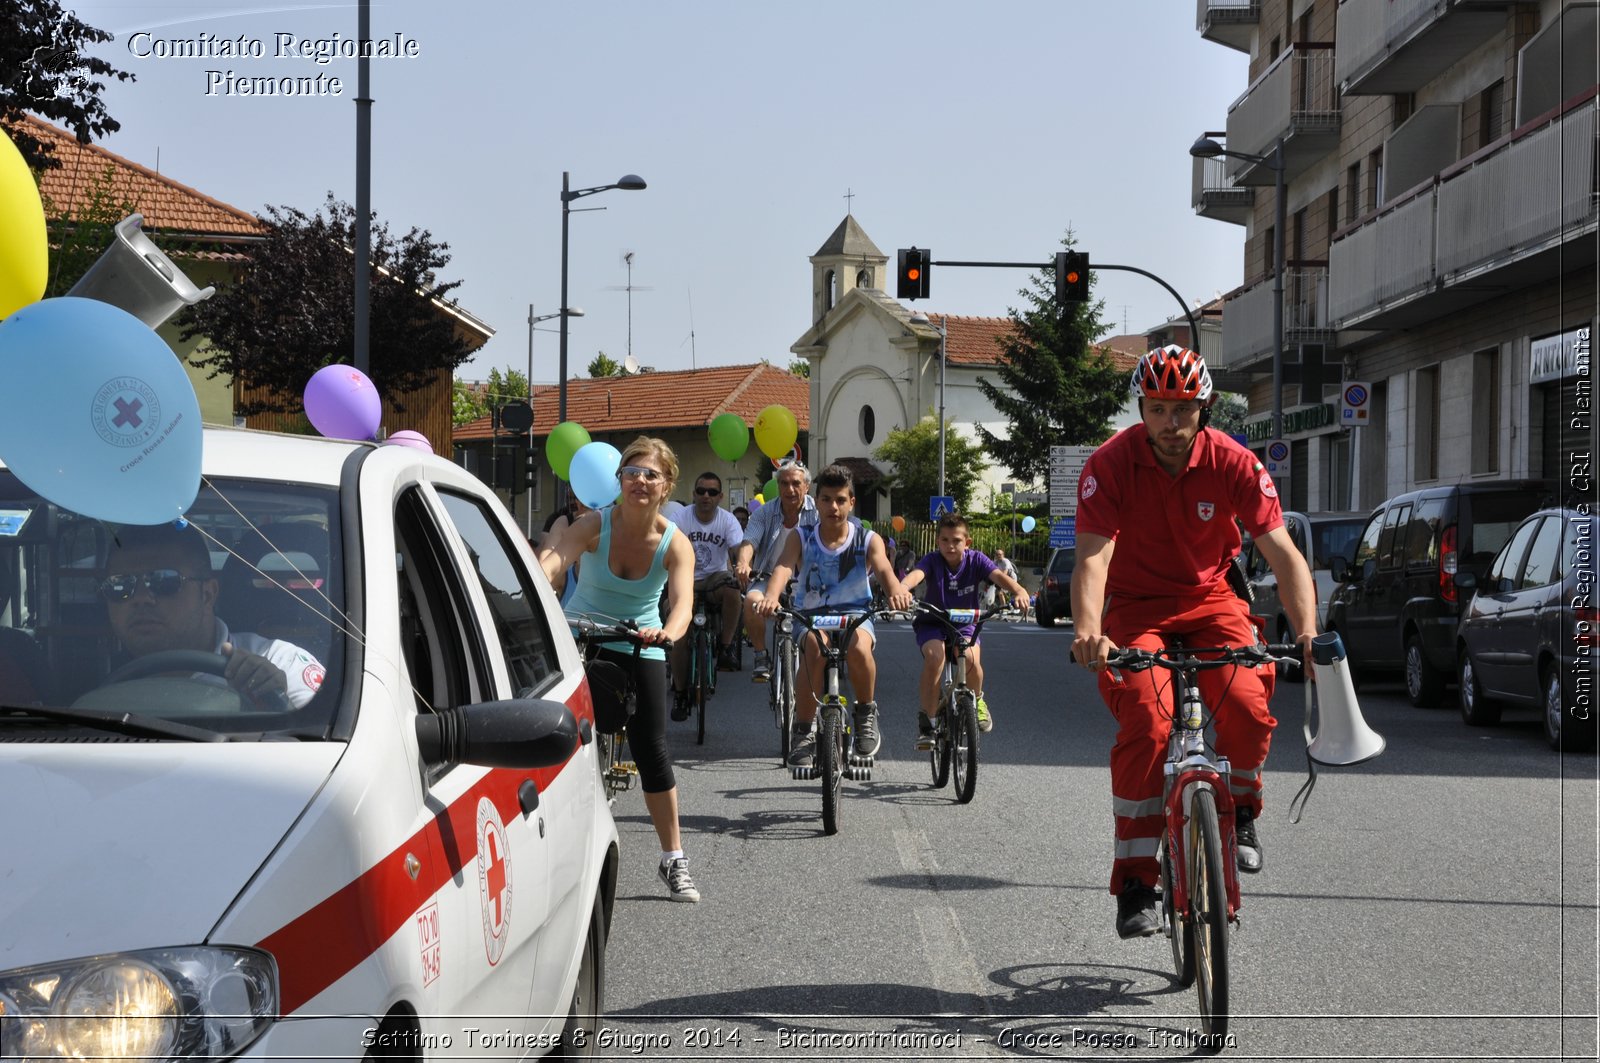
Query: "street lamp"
1191 134 1286 440
559 170 647 423
909 311 948 499
526 305 583 535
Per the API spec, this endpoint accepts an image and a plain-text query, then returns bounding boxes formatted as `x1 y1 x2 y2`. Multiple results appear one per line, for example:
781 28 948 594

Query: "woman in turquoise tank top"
539 436 701 902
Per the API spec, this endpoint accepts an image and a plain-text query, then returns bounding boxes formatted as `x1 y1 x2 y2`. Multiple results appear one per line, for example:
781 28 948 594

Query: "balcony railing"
1218 264 1335 369
1197 0 1259 53
1328 185 1436 326
1336 0 1511 96
1437 94 1597 280
1225 45 1341 184
1191 152 1254 224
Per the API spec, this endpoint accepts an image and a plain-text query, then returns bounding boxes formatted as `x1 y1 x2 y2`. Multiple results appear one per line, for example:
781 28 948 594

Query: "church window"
856 268 871 290
824 270 837 311
859 405 876 445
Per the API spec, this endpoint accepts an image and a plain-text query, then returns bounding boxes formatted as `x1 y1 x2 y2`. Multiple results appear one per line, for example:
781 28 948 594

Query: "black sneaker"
670 689 690 722
1235 806 1263 873
717 645 741 672
915 712 936 751
1115 878 1161 939
787 726 816 767
658 857 700 902
852 701 880 758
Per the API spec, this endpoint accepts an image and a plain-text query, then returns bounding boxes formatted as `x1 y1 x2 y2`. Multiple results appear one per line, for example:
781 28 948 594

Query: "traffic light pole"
928 258 1199 342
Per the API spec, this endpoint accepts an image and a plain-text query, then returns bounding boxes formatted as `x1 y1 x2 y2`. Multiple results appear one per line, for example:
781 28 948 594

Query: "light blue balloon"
1021 515 1037 533
568 441 622 509
0 297 201 524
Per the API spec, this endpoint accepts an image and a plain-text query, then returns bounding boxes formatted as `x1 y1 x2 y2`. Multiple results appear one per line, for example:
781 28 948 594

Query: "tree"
1208 392 1248 437
787 359 810 379
180 194 475 415
586 352 623 378
1 1 133 170
975 230 1126 484
874 413 988 519
38 162 134 296
452 368 531 427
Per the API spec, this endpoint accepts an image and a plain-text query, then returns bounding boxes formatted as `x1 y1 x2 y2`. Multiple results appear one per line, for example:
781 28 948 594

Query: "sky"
55 1 1251 384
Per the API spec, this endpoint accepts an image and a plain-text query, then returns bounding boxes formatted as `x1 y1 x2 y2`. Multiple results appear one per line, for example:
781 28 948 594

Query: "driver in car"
100 522 324 709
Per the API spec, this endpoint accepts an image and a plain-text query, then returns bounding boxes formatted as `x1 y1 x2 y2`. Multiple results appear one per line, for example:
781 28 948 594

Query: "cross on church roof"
843 188 855 214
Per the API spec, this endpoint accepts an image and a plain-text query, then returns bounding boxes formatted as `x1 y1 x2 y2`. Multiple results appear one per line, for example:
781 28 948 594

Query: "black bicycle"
567 613 669 802
776 606 883 836
752 571 799 765
912 600 1007 804
683 584 725 746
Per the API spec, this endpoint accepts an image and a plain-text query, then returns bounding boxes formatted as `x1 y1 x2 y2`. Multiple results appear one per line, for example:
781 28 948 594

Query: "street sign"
1048 517 1076 549
1049 444 1095 518
1264 438 1291 481
1339 381 1372 426
929 496 956 520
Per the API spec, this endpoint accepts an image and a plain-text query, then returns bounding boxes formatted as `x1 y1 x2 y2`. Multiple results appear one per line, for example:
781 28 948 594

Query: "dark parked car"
1455 507 1597 751
1035 546 1075 628
1242 510 1366 680
1326 479 1555 706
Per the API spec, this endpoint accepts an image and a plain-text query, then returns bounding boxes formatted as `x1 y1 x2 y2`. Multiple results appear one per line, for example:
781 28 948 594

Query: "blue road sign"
1049 517 1076 549
930 496 955 520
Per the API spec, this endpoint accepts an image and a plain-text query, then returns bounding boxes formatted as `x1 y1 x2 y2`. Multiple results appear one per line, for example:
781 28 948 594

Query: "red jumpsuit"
1077 426 1283 893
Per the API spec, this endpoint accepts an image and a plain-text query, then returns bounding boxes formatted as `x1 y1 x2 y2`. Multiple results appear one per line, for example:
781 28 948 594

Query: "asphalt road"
595 617 1598 1061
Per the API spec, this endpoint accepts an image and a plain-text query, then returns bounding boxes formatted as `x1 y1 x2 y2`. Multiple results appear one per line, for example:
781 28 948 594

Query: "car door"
1495 515 1562 701
1335 510 1385 663
428 484 586 1025
392 484 550 1046
1473 515 1541 695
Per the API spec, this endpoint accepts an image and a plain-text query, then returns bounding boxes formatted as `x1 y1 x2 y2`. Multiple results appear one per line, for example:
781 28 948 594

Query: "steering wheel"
106 651 293 712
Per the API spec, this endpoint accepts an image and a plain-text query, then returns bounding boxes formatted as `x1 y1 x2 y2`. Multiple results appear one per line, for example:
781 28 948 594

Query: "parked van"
1325 480 1556 705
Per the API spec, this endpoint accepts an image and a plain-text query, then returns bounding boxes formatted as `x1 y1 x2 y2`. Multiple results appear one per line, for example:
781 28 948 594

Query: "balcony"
1192 149 1254 224
1336 0 1512 97
1218 264 1336 371
1197 0 1259 53
1327 93 1598 329
1224 44 1342 185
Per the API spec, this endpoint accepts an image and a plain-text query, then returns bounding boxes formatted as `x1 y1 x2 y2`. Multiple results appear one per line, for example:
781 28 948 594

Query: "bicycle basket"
585 658 635 734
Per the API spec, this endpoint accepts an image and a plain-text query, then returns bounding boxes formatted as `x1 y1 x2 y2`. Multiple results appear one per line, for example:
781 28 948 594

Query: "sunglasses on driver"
98 569 205 603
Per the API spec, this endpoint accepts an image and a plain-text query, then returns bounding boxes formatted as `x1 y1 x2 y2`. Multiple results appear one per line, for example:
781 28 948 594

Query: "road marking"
894 828 1001 1054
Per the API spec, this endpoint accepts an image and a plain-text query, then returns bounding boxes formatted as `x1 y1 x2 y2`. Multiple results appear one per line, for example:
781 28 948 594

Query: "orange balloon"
891 515 906 533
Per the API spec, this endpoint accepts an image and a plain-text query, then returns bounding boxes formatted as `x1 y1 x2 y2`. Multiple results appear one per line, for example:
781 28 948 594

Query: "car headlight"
0 947 276 1061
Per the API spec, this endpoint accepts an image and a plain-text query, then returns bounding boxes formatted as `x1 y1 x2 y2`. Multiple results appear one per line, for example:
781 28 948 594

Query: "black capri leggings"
590 646 675 794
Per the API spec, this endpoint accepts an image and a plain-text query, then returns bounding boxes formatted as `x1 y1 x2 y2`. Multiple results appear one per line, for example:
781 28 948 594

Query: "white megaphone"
1305 631 1385 766
67 214 215 328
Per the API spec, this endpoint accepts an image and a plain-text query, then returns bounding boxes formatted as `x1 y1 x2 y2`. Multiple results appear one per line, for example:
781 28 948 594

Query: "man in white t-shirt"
669 471 745 718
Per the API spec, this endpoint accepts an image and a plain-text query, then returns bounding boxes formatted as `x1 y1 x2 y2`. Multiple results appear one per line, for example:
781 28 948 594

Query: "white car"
0 427 617 1059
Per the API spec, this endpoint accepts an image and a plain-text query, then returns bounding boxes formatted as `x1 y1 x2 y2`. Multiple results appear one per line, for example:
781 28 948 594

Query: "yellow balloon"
0 129 47 321
753 404 798 460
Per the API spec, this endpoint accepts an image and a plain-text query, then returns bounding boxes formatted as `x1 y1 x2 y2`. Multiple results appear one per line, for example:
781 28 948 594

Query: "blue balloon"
568 441 621 509
1021 515 1037 533
0 297 201 524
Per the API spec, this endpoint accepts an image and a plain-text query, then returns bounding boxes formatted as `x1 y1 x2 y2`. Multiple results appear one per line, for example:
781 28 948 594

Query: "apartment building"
1194 0 1597 511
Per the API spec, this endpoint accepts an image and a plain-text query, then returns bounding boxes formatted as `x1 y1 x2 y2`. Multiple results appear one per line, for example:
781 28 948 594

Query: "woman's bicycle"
683 585 723 746
752 571 799 765
567 614 668 803
912 600 1006 804
776 606 883 836
1102 640 1300 1047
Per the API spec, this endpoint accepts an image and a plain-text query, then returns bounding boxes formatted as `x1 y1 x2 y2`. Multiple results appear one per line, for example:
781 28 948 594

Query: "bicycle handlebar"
911 599 1010 636
776 605 886 641
566 613 675 650
1103 643 1301 672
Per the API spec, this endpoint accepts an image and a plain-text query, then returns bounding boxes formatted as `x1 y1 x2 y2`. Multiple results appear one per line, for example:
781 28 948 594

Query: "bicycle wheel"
1161 831 1195 987
1188 787 1230 1042
777 640 796 765
930 713 951 788
818 705 844 836
694 633 712 746
951 689 979 804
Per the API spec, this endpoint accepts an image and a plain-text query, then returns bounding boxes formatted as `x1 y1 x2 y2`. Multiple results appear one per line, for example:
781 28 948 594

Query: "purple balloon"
304 364 382 441
383 429 433 453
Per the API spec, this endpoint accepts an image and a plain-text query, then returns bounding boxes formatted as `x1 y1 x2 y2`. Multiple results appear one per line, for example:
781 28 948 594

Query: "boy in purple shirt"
901 513 1030 743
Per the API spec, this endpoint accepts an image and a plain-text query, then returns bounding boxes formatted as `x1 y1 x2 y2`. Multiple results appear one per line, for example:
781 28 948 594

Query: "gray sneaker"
852 701 880 758
787 725 816 767
915 712 936 751
752 650 772 683
658 857 700 903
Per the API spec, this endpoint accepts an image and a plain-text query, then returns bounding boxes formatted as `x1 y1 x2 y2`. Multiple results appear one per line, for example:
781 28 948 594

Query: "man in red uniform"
1070 345 1317 940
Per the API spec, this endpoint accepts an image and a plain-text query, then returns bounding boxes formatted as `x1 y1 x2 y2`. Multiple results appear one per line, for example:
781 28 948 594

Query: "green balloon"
861 519 873 531
763 476 778 501
707 413 749 462
546 421 591 481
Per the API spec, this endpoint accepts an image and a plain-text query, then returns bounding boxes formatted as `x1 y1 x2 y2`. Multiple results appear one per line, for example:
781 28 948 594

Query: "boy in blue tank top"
750 464 912 766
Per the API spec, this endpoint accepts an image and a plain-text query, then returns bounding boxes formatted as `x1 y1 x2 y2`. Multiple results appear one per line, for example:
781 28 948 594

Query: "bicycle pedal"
844 764 872 781
790 765 817 781
847 753 875 768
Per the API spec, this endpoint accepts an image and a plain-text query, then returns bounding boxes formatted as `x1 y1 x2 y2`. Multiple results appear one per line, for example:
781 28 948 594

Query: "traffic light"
896 247 931 300
1055 250 1089 304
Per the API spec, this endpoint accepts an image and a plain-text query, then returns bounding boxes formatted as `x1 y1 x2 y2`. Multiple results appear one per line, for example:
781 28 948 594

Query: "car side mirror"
1329 555 1348 582
415 698 579 770
1497 576 1515 594
1454 571 1477 593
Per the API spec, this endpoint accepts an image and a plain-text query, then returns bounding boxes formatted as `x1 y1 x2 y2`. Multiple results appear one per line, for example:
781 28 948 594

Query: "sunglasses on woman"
98 569 204 603
620 466 665 482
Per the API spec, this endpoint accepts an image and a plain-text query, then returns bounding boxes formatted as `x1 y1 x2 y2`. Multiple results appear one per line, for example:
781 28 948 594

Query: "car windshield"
1311 519 1365 569
0 472 344 739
